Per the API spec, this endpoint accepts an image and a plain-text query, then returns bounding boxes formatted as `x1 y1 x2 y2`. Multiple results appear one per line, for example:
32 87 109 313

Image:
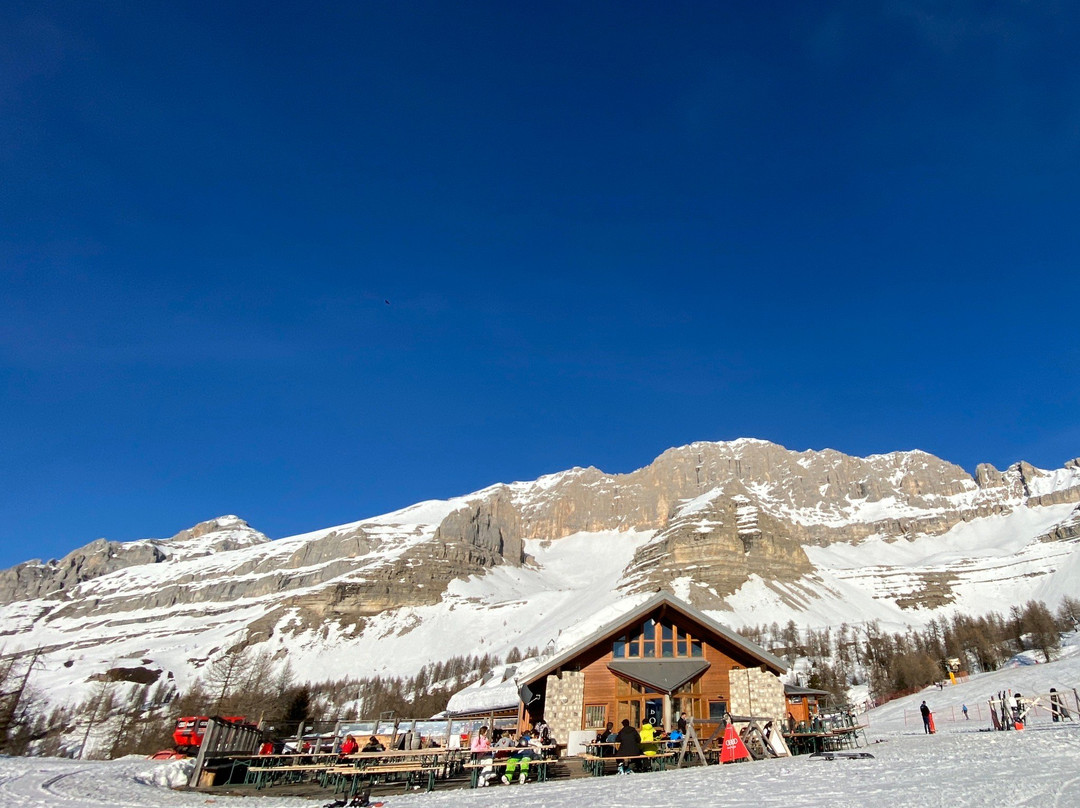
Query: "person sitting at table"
593 721 615 755
616 718 643 770
639 721 658 757
471 726 491 754
493 730 516 748
501 731 541 784
362 735 385 753
471 726 494 786
340 735 359 756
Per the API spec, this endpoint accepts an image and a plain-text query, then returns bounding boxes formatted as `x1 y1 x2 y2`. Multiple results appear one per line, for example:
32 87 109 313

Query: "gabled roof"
519 591 787 686
608 658 712 693
784 684 831 697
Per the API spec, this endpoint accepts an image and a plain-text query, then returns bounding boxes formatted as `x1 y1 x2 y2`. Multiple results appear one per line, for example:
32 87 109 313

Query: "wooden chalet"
450 592 789 748
784 684 830 727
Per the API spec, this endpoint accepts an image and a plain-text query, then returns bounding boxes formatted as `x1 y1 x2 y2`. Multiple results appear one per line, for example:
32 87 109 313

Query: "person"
920 701 931 734
340 734 359 756
493 730 516 749
532 718 552 746
593 722 615 756
362 735 385 753
471 726 491 754
677 711 688 736
639 721 658 756
962 704 969 720
502 732 540 784
615 719 642 772
471 726 495 786
786 711 797 734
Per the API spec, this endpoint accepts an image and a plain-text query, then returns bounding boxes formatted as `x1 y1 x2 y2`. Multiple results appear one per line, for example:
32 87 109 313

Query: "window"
709 700 728 721
611 617 707 659
584 704 607 729
616 699 642 727
661 622 673 657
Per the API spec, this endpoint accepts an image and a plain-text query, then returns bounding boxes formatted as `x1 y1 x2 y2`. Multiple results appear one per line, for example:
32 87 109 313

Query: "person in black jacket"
615 718 642 771
920 701 931 734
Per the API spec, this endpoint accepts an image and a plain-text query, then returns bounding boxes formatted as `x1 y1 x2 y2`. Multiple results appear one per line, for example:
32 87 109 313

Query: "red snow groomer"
172 715 253 755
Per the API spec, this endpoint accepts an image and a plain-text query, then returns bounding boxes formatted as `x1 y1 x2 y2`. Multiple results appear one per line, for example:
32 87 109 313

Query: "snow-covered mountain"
2 439 1079 705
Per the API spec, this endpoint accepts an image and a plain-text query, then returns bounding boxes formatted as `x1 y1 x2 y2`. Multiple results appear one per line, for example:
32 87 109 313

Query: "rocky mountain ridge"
2 439 1079 703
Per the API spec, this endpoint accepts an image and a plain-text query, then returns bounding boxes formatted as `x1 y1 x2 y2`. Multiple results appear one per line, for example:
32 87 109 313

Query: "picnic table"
784 724 867 756
239 752 342 789
327 762 441 795
579 752 674 776
325 747 467 795
462 756 552 787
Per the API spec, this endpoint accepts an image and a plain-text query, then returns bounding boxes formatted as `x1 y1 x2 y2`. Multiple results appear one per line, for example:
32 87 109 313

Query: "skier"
920 701 932 734
962 704 969 720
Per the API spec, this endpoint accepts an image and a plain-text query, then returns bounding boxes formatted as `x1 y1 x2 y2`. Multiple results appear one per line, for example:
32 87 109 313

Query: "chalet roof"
445 663 528 717
784 684 831 697
607 658 712 694
519 591 787 686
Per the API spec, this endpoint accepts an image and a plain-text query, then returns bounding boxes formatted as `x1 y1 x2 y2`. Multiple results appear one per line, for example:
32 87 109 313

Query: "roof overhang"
446 705 520 719
607 658 712 694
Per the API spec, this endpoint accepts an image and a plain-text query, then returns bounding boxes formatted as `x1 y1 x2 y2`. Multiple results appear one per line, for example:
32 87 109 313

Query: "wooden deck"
191 756 612 800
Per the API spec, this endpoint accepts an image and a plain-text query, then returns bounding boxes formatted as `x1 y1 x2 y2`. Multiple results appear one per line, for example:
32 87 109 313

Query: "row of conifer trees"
738 596 1080 705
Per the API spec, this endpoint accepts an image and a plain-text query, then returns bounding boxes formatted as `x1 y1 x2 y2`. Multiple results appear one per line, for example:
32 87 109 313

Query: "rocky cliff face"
2 440 1079 702
0 516 265 605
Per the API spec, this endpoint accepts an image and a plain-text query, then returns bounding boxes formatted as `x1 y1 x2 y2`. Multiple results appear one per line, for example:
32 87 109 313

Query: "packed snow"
4 644 1080 808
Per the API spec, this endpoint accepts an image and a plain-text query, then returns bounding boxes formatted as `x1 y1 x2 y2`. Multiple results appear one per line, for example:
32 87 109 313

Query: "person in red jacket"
340 735 359 756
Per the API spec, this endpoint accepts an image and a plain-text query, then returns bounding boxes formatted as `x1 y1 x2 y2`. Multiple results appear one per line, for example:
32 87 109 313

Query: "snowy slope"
4 646 1080 808
2 440 1079 712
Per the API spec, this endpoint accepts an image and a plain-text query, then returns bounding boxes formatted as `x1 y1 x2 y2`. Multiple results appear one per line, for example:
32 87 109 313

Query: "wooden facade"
784 685 830 726
515 593 788 742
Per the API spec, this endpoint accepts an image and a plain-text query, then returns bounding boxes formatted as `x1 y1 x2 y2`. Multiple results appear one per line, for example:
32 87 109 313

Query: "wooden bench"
246 763 333 789
326 763 440 794
579 752 674 776
462 758 551 787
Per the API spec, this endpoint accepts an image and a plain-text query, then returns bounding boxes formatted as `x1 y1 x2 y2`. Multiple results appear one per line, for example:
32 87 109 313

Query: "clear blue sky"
3 1 1079 568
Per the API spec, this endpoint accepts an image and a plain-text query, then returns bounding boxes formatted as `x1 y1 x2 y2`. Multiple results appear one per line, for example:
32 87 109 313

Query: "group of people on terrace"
469 719 553 785
591 712 688 770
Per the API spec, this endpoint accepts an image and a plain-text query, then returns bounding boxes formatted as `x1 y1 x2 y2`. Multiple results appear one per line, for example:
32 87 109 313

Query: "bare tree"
0 648 41 754
201 646 252 712
1022 600 1060 662
1057 595 1080 632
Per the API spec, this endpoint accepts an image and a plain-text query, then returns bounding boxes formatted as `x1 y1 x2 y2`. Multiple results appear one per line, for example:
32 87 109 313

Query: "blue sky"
2 1 1079 568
